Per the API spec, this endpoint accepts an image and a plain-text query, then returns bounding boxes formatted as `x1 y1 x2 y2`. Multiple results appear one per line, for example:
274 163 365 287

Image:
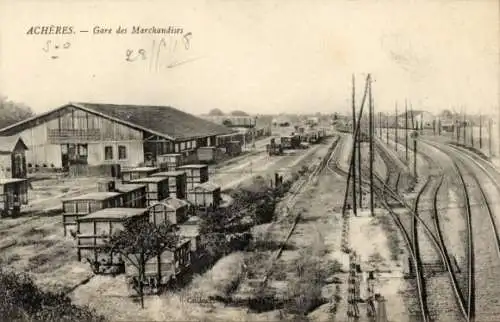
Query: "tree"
104 219 179 308
208 108 225 116
0 96 34 129
230 110 249 116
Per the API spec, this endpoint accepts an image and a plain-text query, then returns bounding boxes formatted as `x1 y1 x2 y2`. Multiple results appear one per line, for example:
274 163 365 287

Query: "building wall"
8 106 145 168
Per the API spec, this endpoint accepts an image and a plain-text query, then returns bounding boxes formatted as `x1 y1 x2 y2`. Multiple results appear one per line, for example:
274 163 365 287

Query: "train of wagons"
267 127 326 156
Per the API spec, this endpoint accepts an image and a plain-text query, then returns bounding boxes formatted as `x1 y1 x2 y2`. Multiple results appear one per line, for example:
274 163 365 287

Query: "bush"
0 268 105 322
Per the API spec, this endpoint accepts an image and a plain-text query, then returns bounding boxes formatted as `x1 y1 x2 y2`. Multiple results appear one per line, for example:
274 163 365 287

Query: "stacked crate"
149 197 190 225
150 171 187 199
121 167 159 183
186 182 221 209
157 154 184 172
62 192 123 236
177 164 209 190
76 207 149 271
130 177 170 207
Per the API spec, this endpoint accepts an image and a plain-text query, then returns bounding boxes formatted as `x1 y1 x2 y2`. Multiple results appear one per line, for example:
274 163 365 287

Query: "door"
11 153 26 178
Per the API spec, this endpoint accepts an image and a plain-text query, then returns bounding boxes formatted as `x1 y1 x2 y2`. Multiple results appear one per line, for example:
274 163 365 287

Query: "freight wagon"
187 182 222 210
125 238 192 292
62 191 124 236
150 171 187 199
129 176 170 207
76 207 150 274
121 167 160 183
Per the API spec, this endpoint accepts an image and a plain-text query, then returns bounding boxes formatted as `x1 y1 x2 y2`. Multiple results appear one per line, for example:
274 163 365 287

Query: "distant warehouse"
0 102 233 171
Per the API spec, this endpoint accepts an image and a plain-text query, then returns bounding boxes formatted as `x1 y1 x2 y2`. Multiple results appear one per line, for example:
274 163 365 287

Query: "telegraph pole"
351 74 358 216
471 116 474 148
342 74 371 216
489 118 492 157
463 108 466 145
395 103 398 151
386 114 389 144
479 114 483 149
369 79 374 216
357 115 362 209
405 100 409 161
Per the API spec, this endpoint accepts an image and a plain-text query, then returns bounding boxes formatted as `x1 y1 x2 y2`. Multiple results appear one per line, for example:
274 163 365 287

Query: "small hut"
187 182 221 209
0 136 28 179
0 178 29 217
149 197 190 226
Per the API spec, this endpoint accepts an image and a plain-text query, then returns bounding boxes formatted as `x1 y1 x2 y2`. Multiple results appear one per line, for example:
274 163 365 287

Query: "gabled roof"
0 136 28 153
0 102 234 142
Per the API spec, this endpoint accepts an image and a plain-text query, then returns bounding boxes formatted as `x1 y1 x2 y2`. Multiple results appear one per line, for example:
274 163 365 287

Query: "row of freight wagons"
63 165 221 236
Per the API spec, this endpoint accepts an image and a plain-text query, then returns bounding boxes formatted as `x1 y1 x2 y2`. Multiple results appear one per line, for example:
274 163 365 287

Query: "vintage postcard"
0 1 498 321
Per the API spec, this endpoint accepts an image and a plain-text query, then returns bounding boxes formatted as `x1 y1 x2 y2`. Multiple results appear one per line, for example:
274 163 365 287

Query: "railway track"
330 134 471 321
257 135 341 286
422 140 500 321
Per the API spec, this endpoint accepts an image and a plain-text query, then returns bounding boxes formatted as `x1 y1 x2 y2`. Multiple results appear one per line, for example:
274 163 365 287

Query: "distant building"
398 110 436 129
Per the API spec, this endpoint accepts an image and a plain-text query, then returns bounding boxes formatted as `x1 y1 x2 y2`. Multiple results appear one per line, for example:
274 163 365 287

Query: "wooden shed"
177 164 209 190
157 153 184 171
187 182 221 209
130 176 170 207
125 238 192 288
76 207 149 272
0 136 28 179
62 191 123 236
0 178 29 217
150 170 187 199
121 166 159 183
149 197 190 226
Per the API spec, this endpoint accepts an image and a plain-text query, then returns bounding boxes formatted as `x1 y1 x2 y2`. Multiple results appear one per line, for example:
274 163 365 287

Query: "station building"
0 102 233 170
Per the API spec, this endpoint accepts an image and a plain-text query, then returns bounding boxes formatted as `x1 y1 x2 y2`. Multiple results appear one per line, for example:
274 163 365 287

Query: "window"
118 145 127 160
193 140 197 148
181 142 186 150
78 144 88 157
105 146 113 160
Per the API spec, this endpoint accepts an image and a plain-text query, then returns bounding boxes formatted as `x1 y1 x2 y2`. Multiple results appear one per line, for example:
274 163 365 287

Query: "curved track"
422 139 500 321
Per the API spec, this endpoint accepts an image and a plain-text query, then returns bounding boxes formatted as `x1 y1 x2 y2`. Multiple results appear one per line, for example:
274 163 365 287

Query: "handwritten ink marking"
125 33 197 71
42 40 71 59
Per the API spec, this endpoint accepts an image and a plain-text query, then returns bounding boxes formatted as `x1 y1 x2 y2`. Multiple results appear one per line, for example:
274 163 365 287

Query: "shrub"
0 268 105 321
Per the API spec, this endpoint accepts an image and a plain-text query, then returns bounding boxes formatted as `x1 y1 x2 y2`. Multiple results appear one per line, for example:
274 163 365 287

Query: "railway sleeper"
404 256 460 278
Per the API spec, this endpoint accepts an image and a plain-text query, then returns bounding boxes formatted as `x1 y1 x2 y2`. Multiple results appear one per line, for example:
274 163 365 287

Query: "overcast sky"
0 0 498 116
